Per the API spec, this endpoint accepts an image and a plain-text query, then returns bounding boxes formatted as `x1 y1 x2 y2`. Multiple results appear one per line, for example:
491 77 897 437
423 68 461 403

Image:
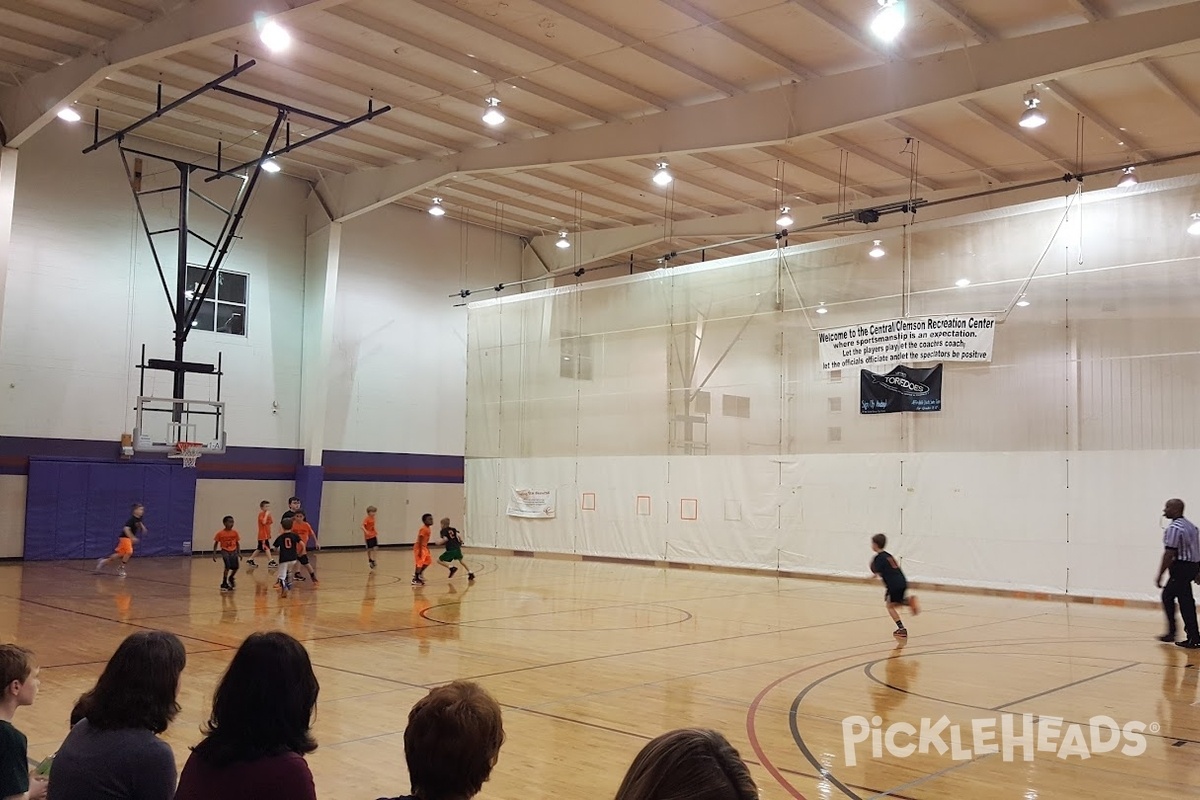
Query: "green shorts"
439 549 463 563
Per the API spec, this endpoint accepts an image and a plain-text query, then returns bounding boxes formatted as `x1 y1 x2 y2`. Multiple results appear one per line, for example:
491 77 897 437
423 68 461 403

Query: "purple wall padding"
294 465 324 534
24 458 198 561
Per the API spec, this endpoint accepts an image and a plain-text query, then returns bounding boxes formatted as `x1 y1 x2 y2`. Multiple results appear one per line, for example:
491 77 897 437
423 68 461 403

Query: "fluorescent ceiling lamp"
776 206 794 228
1118 167 1138 188
652 161 673 186
259 20 291 52
1016 299 1030 307
482 97 505 127
955 278 972 288
870 0 905 43
1019 89 1046 129
868 240 885 258
57 107 81 122
428 197 446 217
260 159 282 173
816 304 829 315
556 231 571 249
1189 213 1200 236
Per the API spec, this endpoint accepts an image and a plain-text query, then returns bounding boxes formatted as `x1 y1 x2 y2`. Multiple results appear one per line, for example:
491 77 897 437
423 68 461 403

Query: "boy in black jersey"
273 518 302 598
870 534 920 638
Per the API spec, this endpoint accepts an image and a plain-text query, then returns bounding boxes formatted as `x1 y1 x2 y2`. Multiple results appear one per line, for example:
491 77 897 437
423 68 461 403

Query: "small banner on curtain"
860 364 943 414
818 316 995 371
507 488 557 518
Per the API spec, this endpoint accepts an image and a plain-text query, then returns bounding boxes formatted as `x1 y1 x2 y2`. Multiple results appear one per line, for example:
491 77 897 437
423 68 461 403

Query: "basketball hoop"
170 441 204 468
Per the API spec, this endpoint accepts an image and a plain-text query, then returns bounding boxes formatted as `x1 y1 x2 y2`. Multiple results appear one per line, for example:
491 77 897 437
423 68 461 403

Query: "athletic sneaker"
220 582 230 592
267 560 277 568
294 574 306 581
1159 633 1177 643
369 560 376 570
909 595 921 616
228 576 236 590
117 567 127 578
247 559 258 567
448 566 458 578
893 627 908 638
467 573 476 581
1175 640 1200 649
411 578 424 586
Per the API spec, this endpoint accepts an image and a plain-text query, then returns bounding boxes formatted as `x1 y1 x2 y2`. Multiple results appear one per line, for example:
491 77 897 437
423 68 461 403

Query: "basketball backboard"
133 396 226 454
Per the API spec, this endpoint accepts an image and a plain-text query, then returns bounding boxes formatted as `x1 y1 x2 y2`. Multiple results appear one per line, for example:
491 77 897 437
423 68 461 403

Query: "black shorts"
365 536 378 549
256 540 270 552
884 580 908 605
222 552 240 570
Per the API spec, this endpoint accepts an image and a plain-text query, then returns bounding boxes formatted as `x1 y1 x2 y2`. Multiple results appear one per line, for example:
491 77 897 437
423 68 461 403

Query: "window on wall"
185 266 247 336
560 333 594 380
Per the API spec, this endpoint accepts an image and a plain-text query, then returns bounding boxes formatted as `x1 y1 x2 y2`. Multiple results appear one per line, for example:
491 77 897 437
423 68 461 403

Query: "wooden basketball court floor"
2 551 1198 799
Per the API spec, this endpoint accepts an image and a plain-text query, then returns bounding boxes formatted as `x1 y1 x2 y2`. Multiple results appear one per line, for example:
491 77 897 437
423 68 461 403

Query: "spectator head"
614 728 758 800
0 644 38 707
193 631 319 767
70 630 186 733
404 681 504 799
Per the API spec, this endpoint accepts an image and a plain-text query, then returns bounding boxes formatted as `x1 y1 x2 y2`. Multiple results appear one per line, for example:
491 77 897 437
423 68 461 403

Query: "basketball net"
171 442 204 469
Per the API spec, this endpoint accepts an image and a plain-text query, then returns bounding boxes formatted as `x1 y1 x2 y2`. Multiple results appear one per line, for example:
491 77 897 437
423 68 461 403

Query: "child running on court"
0 644 48 800
291 511 319 584
870 534 920 638
95 503 146 577
273 518 302 597
211 516 241 592
437 518 475 581
364 506 380 569
247 500 275 568
412 514 433 586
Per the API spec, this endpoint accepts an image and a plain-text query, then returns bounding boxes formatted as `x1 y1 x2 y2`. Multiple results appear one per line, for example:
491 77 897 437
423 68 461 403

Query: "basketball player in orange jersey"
247 500 275 568
291 511 319 584
210 516 241 592
412 513 433 586
363 505 380 570
95 503 145 578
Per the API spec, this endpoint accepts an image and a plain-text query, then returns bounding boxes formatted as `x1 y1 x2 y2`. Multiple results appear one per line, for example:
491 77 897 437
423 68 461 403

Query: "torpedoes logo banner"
860 364 943 414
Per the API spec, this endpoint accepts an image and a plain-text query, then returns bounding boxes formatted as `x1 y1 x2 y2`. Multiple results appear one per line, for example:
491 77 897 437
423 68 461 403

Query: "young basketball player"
95 503 145 577
280 496 302 526
211 516 241 592
0 644 47 800
247 500 275 568
273 518 302 597
412 514 433 586
870 534 920 637
364 506 380 569
291 511 319 584
437 518 475 581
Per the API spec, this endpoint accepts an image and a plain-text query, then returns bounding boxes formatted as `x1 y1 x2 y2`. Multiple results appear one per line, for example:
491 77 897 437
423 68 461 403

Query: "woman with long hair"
49 630 186 800
175 631 319 800
614 729 758 800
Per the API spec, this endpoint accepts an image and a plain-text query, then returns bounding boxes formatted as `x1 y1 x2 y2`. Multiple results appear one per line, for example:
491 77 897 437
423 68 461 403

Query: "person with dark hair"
0 644 47 800
870 533 919 638
211 515 242 592
1156 497 1200 648
49 631 186 800
95 504 146 578
412 514 434 586
175 632 319 800
378 681 504 800
273 518 302 598
613 729 758 800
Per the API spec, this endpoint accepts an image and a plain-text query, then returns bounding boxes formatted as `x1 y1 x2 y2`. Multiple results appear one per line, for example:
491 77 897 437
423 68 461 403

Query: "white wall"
0 122 307 447
328 205 523 455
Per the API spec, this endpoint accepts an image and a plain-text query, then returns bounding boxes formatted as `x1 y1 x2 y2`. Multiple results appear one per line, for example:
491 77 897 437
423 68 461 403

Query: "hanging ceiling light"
652 161 673 186
482 97 505 126
260 159 282 173
428 197 446 217
868 240 885 258
555 231 571 249
259 20 291 52
869 0 905 43
1019 89 1047 129
776 206 794 228
56 107 81 122
1189 212 1200 236
1118 166 1138 188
